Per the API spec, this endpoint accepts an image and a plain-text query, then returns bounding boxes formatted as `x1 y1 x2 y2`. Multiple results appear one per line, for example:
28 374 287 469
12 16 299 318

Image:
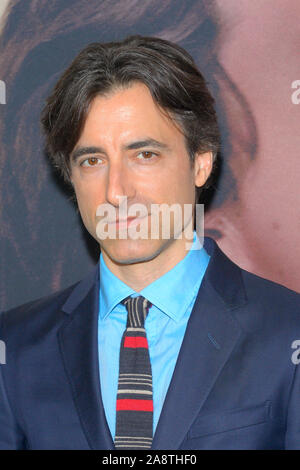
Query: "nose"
105 159 135 208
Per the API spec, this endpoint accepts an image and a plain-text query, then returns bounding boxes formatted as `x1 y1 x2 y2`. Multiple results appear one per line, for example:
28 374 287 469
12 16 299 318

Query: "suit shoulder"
239 268 300 329
0 280 80 333
220 265 300 341
241 268 299 304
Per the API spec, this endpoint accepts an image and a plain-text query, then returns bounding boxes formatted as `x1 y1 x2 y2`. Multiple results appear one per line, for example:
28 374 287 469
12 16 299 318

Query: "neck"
101 230 195 292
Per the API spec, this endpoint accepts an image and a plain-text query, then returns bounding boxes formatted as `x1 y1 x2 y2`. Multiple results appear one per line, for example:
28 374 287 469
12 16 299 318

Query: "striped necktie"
114 295 153 450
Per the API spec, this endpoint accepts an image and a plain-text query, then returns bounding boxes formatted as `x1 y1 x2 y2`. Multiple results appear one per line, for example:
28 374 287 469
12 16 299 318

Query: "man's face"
70 82 211 266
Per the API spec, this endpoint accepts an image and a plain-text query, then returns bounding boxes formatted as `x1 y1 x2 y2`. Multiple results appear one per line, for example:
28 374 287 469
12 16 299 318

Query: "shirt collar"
99 231 210 323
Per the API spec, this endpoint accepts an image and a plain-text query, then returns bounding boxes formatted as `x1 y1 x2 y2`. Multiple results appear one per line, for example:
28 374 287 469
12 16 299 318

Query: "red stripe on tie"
124 336 148 348
116 399 153 412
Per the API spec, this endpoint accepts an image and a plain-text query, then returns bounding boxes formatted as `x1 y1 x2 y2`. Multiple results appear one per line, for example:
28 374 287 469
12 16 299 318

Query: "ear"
194 151 213 187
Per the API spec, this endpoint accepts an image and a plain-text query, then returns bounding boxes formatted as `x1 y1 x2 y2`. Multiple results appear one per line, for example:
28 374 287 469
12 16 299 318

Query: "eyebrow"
70 138 170 164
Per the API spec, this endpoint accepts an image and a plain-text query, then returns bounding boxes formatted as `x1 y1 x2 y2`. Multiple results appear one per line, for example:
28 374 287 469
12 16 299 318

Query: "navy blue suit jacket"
0 237 299 449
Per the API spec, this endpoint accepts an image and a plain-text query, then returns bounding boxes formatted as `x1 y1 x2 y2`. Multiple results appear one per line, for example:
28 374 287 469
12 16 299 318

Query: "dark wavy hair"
41 34 221 194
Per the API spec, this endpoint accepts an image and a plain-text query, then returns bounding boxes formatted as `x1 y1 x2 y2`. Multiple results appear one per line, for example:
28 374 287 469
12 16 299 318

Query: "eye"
80 157 102 167
136 151 157 161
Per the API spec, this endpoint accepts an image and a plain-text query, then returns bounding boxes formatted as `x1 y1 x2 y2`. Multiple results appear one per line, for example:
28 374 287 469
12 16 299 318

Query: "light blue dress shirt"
98 231 210 439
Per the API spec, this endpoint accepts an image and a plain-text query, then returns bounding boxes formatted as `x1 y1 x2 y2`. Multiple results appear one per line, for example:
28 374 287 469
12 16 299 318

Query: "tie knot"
122 295 152 328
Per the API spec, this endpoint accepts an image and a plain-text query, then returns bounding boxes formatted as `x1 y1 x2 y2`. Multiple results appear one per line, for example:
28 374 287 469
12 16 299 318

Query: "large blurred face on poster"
206 0 300 292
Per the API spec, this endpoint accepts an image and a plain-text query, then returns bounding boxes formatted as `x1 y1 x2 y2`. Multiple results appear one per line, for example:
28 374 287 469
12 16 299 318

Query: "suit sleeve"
285 361 300 449
0 312 27 449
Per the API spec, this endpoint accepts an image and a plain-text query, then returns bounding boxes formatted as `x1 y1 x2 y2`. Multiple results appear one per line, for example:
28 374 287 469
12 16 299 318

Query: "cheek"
74 184 99 224
172 167 195 201
151 179 194 206
74 175 101 203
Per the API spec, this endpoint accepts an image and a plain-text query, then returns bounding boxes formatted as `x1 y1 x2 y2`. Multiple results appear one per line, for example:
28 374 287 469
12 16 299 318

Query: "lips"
106 215 148 229
107 217 136 224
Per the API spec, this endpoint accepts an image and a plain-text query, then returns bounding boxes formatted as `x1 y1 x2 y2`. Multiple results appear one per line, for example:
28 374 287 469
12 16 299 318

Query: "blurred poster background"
0 0 299 311
0 1 9 18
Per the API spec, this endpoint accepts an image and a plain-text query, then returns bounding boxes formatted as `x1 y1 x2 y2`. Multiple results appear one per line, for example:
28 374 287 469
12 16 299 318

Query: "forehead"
77 82 184 146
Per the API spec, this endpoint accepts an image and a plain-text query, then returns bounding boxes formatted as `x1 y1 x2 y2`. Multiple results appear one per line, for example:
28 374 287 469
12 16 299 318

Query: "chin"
101 238 167 265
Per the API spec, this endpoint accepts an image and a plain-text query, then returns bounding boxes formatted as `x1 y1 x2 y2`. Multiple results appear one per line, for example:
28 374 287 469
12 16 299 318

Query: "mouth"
106 215 148 229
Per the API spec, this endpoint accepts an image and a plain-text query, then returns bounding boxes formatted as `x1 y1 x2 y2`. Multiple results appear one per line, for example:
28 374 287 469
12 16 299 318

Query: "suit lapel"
58 262 114 450
151 237 247 449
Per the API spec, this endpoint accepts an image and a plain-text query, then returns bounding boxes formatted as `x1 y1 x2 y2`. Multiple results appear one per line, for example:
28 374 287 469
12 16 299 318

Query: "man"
0 35 299 450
